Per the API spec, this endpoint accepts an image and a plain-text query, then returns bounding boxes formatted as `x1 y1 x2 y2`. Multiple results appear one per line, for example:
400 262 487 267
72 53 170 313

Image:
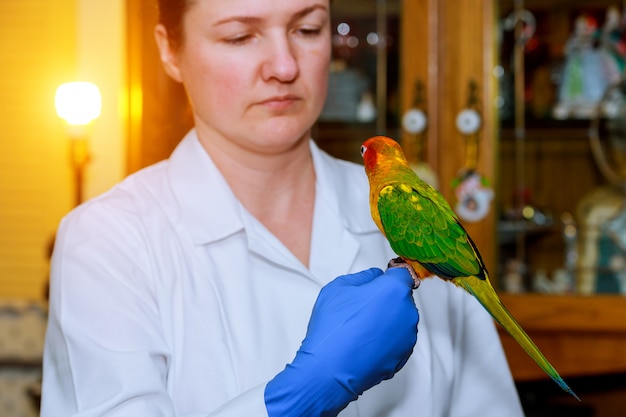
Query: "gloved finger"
378 349 413 382
335 267 383 287
381 266 417 289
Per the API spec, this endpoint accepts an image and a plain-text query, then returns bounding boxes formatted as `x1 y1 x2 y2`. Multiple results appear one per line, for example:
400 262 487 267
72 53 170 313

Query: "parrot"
360 135 580 400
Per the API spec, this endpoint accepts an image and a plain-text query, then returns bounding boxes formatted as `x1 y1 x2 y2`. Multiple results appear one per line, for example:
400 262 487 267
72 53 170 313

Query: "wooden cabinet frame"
402 0 497 273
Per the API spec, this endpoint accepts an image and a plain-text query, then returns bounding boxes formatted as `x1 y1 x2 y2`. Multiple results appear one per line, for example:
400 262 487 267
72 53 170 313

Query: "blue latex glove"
265 267 419 417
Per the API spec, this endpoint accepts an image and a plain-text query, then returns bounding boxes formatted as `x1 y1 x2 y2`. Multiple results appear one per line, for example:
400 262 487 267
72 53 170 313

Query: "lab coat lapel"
239 191 356 285
242 211 311 277
235 141 371 285
309 192 360 284
308 141 375 284
168 130 245 245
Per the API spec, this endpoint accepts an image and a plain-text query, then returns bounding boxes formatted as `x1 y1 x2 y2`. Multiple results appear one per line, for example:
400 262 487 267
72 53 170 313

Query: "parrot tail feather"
455 276 580 401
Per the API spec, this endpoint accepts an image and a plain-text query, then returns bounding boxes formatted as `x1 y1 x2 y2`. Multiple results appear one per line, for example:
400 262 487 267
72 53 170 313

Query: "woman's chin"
254 119 313 149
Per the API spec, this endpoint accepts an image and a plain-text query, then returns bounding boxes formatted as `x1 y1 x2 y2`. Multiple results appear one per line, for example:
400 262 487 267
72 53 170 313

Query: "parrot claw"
387 257 421 289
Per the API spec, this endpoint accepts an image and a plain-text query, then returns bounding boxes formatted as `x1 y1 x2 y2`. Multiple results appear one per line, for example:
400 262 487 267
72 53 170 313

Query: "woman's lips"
259 95 300 111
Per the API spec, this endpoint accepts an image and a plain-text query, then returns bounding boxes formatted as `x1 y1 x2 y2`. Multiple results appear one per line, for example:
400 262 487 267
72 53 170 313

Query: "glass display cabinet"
493 2 626 409
496 0 626 296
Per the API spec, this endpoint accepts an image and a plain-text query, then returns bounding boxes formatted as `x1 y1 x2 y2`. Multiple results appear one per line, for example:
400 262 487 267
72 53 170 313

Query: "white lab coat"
42 129 523 417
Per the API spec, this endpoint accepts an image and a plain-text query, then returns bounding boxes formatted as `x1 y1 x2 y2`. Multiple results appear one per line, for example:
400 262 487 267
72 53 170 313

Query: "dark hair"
158 0 331 48
157 0 195 49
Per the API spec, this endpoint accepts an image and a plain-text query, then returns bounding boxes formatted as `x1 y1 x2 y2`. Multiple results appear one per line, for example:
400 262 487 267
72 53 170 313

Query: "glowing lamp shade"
55 82 102 125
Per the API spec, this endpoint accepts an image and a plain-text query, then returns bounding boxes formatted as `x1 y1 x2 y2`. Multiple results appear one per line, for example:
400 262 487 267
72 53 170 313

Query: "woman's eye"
297 27 322 37
225 34 253 45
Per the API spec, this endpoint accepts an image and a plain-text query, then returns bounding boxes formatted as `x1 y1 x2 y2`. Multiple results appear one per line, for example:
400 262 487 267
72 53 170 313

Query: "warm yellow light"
55 82 102 125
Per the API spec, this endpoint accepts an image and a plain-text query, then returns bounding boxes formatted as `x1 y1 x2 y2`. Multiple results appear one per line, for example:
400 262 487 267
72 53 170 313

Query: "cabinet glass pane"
496 0 626 295
314 0 401 163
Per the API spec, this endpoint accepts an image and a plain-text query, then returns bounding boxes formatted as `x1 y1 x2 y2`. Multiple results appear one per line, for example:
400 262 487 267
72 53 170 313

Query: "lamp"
55 82 102 206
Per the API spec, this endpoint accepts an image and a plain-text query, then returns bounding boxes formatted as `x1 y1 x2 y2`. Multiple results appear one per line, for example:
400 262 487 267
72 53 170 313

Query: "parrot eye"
360 145 367 157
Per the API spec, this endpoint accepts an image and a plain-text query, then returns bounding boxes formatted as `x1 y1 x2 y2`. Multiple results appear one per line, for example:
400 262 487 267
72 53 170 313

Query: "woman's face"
156 0 331 156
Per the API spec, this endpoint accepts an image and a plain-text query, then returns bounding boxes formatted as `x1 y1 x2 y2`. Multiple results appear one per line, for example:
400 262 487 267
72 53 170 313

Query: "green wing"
377 181 484 279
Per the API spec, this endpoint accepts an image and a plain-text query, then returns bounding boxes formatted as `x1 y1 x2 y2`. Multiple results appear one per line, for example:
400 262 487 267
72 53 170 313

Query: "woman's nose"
261 35 300 83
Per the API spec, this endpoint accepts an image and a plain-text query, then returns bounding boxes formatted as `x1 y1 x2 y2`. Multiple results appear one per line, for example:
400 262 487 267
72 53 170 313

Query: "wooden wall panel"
0 0 76 299
428 0 498 279
126 0 192 173
400 0 435 166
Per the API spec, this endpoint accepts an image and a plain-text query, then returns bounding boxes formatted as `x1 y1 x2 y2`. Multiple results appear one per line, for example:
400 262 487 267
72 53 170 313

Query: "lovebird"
360 135 579 400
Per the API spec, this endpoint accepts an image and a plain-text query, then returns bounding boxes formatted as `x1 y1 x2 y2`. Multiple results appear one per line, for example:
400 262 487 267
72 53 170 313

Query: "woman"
41 0 524 416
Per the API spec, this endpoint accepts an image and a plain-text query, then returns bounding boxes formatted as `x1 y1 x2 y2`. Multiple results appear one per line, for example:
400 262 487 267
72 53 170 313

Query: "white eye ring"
360 145 367 157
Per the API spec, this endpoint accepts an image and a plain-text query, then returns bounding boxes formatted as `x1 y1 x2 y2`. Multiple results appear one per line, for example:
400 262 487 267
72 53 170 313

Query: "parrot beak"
387 258 421 289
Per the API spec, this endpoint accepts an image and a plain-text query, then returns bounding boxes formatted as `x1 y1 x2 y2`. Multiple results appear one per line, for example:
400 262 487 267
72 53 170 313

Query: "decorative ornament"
453 80 493 222
402 108 428 134
403 80 439 189
452 169 494 222
455 108 481 135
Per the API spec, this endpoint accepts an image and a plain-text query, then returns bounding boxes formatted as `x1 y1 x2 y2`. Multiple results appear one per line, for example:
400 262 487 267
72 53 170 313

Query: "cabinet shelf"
499 125 592 141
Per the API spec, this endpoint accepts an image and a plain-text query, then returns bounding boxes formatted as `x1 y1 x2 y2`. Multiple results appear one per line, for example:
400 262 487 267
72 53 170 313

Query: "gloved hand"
265 267 419 417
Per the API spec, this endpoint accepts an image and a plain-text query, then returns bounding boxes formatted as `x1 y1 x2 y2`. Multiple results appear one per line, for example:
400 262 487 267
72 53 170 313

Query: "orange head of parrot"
360 136 410 176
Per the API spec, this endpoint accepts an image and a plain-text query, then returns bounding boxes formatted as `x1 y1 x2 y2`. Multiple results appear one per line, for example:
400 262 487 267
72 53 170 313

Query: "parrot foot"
387 258 421 289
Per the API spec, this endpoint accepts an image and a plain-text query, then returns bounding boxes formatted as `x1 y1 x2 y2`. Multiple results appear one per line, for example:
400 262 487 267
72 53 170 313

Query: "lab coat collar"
167 129 379 246
309 140 379 235
168 129 245 245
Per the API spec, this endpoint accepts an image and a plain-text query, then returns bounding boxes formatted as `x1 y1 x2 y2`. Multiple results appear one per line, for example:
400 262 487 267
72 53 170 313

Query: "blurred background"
0 1 125 415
